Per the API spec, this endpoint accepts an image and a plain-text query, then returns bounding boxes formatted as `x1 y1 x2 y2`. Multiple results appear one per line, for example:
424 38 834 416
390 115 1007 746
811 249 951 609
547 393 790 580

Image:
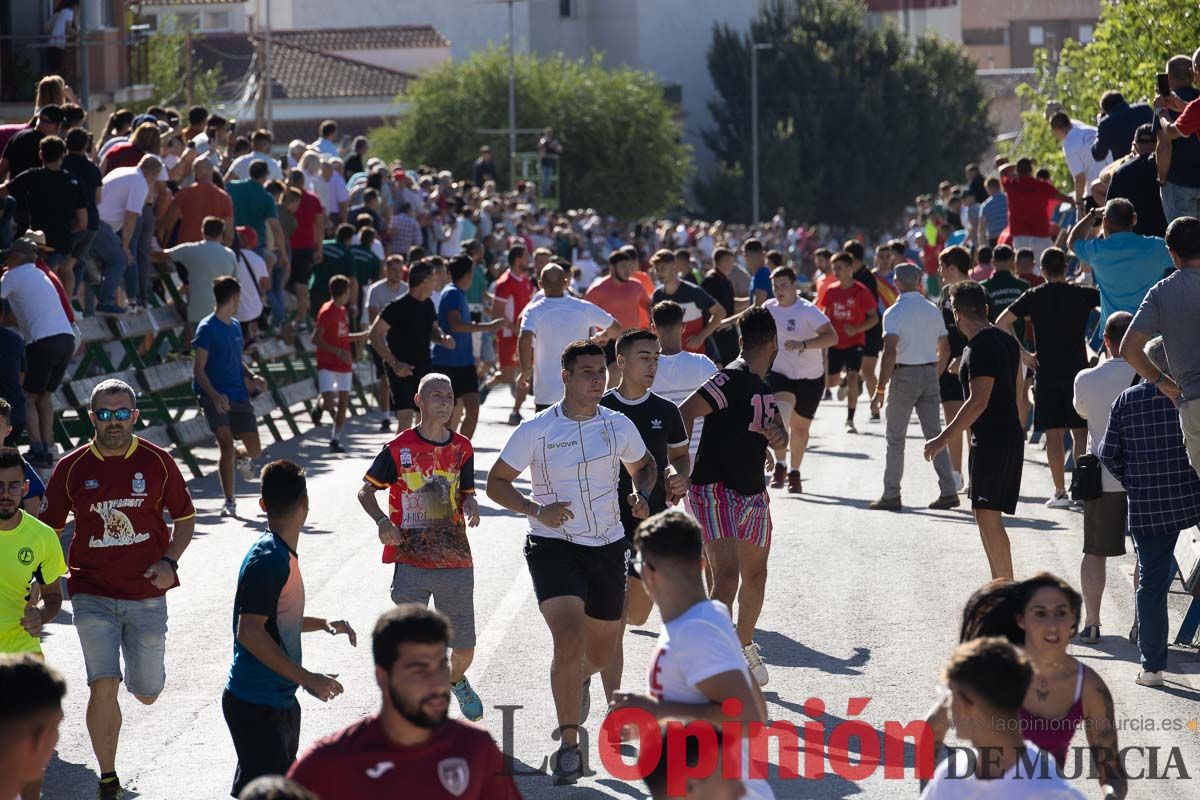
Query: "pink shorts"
686 483 772 548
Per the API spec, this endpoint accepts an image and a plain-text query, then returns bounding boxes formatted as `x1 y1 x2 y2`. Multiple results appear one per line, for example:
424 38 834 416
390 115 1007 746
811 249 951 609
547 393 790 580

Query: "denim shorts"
73 593 168 696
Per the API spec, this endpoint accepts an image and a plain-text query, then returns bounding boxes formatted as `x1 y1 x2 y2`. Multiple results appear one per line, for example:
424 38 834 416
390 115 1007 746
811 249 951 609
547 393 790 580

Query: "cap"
1135 123 1156 143
893 262 924 284
131 113 157 129
236 225 258 249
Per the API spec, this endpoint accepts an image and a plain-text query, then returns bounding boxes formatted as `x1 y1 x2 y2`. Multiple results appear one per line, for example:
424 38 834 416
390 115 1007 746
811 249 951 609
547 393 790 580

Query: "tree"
136 18 222 112
697 0 992 227
1005 0 1200 187
369 47 691 219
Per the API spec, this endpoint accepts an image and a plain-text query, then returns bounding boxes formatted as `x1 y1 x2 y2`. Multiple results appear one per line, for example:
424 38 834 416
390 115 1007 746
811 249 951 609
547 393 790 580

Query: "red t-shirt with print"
817 280 875 349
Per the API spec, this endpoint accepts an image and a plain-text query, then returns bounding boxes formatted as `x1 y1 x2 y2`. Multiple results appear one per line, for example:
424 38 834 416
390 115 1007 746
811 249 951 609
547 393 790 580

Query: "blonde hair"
130 122 162 154
34 75 66 110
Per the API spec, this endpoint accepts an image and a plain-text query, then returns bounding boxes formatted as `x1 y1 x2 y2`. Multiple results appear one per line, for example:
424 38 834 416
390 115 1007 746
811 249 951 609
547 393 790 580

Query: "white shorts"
318 369 353 394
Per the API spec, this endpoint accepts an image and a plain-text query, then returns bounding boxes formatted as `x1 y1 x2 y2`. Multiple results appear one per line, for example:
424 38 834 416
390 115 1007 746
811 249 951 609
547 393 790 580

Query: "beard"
389 685 448 729
0 504 18 521
99 426 130 449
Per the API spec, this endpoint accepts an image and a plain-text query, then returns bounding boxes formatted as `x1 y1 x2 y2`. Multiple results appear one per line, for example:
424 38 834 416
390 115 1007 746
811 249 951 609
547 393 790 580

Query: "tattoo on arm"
630 453 658 496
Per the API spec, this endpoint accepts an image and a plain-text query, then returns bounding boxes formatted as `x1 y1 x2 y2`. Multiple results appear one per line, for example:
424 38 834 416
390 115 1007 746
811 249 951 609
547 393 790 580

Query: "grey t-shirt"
167 240 238 322
1130 267 1197 403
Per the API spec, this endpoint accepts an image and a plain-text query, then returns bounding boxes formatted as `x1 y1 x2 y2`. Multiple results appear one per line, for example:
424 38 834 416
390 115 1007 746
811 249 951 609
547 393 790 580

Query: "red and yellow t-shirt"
43 437 195 600
315 300 351 373
363 428 475 569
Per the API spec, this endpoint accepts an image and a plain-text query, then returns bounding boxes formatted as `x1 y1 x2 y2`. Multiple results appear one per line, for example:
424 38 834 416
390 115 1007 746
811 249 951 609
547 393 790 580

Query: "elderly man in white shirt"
1072 311 1136 643
1050 111 1112 207
869 263 960 511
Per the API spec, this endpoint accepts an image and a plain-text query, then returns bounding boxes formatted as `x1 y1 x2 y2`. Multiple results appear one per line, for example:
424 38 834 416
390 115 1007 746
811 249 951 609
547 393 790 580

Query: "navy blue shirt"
0 326 26 429
192 314 248 402
62 152 102 231
1092 102 1154 163
1107 153 1167 238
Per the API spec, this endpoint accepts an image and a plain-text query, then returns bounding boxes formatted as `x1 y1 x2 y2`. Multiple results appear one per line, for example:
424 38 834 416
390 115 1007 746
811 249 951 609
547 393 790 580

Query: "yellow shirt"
0 511 67 654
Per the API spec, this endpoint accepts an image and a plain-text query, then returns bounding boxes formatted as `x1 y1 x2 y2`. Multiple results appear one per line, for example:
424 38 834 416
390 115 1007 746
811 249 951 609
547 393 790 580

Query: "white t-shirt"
234 249 268 323
920 742 1084 799
97 167 149 231
1062 122 1110 184
191 131 222 167
573 253 601 289
653 350 718 463
1073 356 1136 493
881 292 948 366
763 296 829 379
227 151 284 182
498 403 646 545
0 263 73 343
520 295 614 406
648 600 774 800
48 9 73 47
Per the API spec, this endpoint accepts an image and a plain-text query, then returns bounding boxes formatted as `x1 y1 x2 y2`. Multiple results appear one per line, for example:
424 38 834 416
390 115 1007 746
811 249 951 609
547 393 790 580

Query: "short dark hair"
766 249 785 267
237 776 318 800
461 239 482 257
673 248 691 262
1104 198 1136 229
373 604 450 671
742 237 764 254
993 244 1014 263
64 127 89 152
38 135 65 162
1165 216 1200 260
651 300 684 329
634 509 702 563
0 446 23 475
251 128 272 146
944 637 1032 714
408 260 433 289
260 460 306 518
248 160 270 181
320 119 338 138
712 247 734 264
644 723 724 799
207 114 228 130
770 266 796 282
608 249 632 267
842 240 864 262
813 247 832 259
202 216 226 239
738 305 777 350
976 245 992 264
616 328 658 359
985 176 1001 190
213 275 241 306
830 251 853 268
507 244 527 264
649 249 674 268
448 254 474 283
939 245 971 274
1035 168 1051 180
561 340 605 373
1100 90 1126 114
0 653 66 734
1049 111 1072 131
949 280 989 319
188 106 209 125
329 274 351 298
889 240 906 256
1040 246 1068 277
1103 310 1133 346
1015 247 1035 264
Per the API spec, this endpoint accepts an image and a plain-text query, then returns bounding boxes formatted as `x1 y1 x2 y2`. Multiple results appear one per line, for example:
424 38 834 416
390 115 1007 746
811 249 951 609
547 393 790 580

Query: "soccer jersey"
0 511 66 654
315 301 351 373
690 359 777 496
651 281 717 354
288 716 520 800
599 390 687 534
364 429 475 569
763 297 829 379
817 281 875 348
491 269 534 344
43 437 195 600
498 404 647 545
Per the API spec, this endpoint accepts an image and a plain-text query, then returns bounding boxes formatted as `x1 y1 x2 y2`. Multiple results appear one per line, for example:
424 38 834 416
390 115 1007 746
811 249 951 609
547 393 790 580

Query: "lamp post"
508 0 517 189
751 41 773 227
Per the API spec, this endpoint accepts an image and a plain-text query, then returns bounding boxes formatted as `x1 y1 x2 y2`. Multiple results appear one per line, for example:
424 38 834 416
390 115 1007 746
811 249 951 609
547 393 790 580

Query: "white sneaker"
1045 493 1072 509
221 499 237 517
953 471 965 493
743 642 768 686
236 457 256 482
1135 670 1164 688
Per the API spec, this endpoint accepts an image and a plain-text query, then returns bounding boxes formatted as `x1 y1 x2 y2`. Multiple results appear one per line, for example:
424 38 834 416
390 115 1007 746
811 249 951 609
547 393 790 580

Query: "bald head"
193 157 214 181
540 264 567 295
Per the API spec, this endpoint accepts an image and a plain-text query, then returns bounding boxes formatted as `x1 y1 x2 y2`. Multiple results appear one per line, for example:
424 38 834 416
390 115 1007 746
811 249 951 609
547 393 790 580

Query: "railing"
0 30 150 104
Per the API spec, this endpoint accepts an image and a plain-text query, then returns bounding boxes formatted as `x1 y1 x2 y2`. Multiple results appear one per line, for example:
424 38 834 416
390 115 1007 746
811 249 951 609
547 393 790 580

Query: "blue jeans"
73 593 169 696
1130 529 1180 672
92 221 129 307
125 204 155 304
1160 182 1200 225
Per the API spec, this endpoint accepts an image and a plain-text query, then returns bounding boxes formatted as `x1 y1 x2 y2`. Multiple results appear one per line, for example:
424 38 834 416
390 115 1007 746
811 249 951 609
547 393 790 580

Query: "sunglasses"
93 408 134 422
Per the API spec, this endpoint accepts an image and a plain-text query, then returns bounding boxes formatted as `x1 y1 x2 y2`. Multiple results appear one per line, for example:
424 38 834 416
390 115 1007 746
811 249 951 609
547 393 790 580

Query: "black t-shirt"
62 152 102 231
691 359 776 495
938 284 968 359
2 129 43 179
853 266 882 332
1006 282 1100 374
8 167 86 251
959 326 1023 446
380 294 437 366
599 389 687 535
700 269 739 364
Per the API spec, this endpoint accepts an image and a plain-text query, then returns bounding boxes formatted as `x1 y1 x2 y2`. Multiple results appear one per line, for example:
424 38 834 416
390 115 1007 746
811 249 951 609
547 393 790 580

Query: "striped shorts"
687 482 772 548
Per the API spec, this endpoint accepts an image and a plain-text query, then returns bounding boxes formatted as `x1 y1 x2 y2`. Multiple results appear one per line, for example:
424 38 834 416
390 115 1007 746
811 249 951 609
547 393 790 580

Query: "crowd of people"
3 47 1200 798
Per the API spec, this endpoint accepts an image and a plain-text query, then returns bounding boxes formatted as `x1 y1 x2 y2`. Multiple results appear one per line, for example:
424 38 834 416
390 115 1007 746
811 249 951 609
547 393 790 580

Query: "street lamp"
751 41 773 227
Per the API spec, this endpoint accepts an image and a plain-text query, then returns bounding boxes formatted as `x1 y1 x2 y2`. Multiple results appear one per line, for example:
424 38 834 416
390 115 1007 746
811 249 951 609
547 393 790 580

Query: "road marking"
470 567 534 683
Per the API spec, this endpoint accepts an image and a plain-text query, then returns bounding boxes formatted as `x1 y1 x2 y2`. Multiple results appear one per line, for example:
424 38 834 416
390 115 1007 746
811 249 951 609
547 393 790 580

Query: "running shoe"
579 676 592 723
330 439 345 453
379 417 391 432
869 411 881 423
507 411 523 426
770 463 787 489
953 471 965 493
845 419 858 434
928 494 961 510
823 389 832 401
787 470 802 494
1135 670 1164 688
1045 493 1072 509
836 382 848 401
552 745 584 785
97 777 124 800
743 642 768 686
221 499 237 518
451 677 484 721
869 496 902 511
312 406 324 426
479 383 492 404
1077 624 1101 644
236 457 256 482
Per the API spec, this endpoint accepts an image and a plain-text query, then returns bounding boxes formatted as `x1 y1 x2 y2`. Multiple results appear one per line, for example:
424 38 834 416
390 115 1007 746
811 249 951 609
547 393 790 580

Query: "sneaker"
552 745 584 785
313 406 324 426
823 389 832 401
507 411 523 426
579 676 591 723
787 470 802 494
743 642 768 686
953 471 965 493
869 411 881 423
451 677 484 721
845 419 858 434
1070 498 1084 511
1077 624 1101 644
236 457 256 482
1045 493 1072 509
770 463 787 489
869 496 902 511
1135 670 1164 688
379 417 391 432
97 776 124 800
837 382 848 401
221 499 237 518
479 383 492 404
330 439 345 453
928 494 961 510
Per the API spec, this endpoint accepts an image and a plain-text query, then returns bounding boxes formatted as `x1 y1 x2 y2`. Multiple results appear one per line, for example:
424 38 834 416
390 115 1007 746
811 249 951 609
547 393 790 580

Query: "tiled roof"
191 34 413 101
273 25 449 51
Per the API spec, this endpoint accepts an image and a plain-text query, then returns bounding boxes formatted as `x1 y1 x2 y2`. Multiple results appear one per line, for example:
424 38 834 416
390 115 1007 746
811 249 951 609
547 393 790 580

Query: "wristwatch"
160 555 179 573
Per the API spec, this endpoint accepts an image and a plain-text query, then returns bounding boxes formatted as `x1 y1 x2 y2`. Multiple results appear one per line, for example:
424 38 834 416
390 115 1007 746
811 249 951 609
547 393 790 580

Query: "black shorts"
387 364 429 412
863 324 883 357
939 371 965 403
1033 372 1086 430
826 346 863 375
23 333 74 394
523 535 629 621
602 339 618 365
768 372 825 419
436 364 480 398
222 690 300 797
968 440 1024 515
288 248 314 288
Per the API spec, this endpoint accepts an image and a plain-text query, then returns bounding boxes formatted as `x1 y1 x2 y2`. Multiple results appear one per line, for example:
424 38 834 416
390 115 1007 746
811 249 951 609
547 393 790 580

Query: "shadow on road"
754 630 871 676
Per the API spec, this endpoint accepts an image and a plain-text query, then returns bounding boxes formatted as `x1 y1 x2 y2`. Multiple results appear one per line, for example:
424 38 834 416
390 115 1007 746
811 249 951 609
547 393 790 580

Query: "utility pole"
184 28 194 106
264 0 273 131
751 41 773 227
508 0 517 190
77 0 89 110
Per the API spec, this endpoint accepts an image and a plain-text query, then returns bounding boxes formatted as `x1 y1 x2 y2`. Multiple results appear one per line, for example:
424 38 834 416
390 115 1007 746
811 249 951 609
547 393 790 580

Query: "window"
203 11 232 31
1029 25 1044 46
559 0 573 18
174 12 199 32
1078 24 1094 44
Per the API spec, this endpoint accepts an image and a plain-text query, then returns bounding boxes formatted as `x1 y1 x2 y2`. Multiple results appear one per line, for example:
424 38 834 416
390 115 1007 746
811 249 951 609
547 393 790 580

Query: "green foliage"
369 47 691 219
1006 0 1200 185
697 0 992 227
138 25 222 112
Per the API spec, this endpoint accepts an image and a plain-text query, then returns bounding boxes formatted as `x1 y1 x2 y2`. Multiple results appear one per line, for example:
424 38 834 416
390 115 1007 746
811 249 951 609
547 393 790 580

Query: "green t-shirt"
309 240 351 312
465 262 488 306
227 179 278 247
349 245 380 288
0 511 67 654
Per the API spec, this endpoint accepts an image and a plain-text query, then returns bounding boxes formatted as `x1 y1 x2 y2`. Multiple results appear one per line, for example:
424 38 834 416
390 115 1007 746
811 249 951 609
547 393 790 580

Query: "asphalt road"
39 388 1200 799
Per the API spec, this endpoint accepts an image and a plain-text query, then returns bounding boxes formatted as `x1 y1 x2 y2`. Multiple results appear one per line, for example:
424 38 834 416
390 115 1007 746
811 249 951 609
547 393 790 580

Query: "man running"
486 340 658 783
365 255 409 431
585 250 650 385
287 605 520 799
651 301 719 466
598 330 690 703
762 266 837 493
487 244 535 425
358 373 483 722
936 246 973 491
650 249 726 355
817 251 878 434
43 379 196 800
313 275 370 453
846 240 887 420
924 282 1022 580
680 307 787 685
